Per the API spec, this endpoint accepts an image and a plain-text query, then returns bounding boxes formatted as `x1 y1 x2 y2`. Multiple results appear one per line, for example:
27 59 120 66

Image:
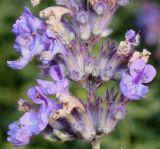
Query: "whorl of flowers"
7 0 156 148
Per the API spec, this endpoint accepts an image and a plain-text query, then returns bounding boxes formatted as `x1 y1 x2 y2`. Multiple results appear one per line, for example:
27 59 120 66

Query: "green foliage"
0 0 160 149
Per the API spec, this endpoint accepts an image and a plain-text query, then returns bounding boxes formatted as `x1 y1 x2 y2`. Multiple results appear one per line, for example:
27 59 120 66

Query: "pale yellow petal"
40 6 71 20
50 94 85 120
31 0 40 6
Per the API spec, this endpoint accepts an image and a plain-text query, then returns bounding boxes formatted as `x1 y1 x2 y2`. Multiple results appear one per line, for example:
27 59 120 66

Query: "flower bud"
77 12 88 24
77 12 91 40
94 2 108 15
125 29 140 46
114 105 126 120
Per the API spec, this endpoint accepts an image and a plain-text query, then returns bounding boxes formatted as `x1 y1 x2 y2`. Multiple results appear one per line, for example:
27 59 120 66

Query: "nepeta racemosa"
7 0 156 148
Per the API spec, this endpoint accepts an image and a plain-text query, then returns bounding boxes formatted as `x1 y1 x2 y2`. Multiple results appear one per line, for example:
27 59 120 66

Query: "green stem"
92 141 100 149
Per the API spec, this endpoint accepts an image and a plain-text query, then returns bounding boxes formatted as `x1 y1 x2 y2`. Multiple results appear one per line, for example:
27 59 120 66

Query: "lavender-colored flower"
40 33 67 65
7 110 48 147
125 29 140 46
7 121 32 146
90 1 113 37
53 0 128 39
7 0 157 149
37 64 69 95
7 8 65 70
7 8 48 69
105 102 126 134
7 87 60 146
76 11 91 40
120 59 156 100
110 103 126 120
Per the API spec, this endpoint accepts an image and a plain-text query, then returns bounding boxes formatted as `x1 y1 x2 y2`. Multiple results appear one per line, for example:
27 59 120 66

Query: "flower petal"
142 64 156 83
7 57 30 70
36 79 69 95
50 64 64 81
120 73 149 100
130 59 146 78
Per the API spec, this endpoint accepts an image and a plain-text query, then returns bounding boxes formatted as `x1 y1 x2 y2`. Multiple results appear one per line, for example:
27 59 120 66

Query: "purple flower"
76 11 91 40
40 36 67 65
7 87 60 146
7 8 61 69
7 121 32 146
110 103 126 120
120 59 156 100
105 103 126 134
90 1 113 37
27 87 60 112
7 110 49 147
37 64 69 95
7 8 47 69
93 1 108 15
12 8 45 51
7 0 158 147
125 29 140 46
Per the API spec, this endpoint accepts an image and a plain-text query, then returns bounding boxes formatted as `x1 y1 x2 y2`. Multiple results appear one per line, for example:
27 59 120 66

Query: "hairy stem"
92 141 101 149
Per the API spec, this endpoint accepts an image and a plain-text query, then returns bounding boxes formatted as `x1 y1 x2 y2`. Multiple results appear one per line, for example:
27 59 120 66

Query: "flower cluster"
7 0 156 148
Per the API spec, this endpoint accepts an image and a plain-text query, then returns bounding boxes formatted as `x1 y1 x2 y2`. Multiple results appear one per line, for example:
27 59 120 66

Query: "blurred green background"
0 0 160 149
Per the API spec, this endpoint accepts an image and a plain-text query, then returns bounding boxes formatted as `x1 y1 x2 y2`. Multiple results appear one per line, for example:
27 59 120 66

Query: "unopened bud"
94 2 107 15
